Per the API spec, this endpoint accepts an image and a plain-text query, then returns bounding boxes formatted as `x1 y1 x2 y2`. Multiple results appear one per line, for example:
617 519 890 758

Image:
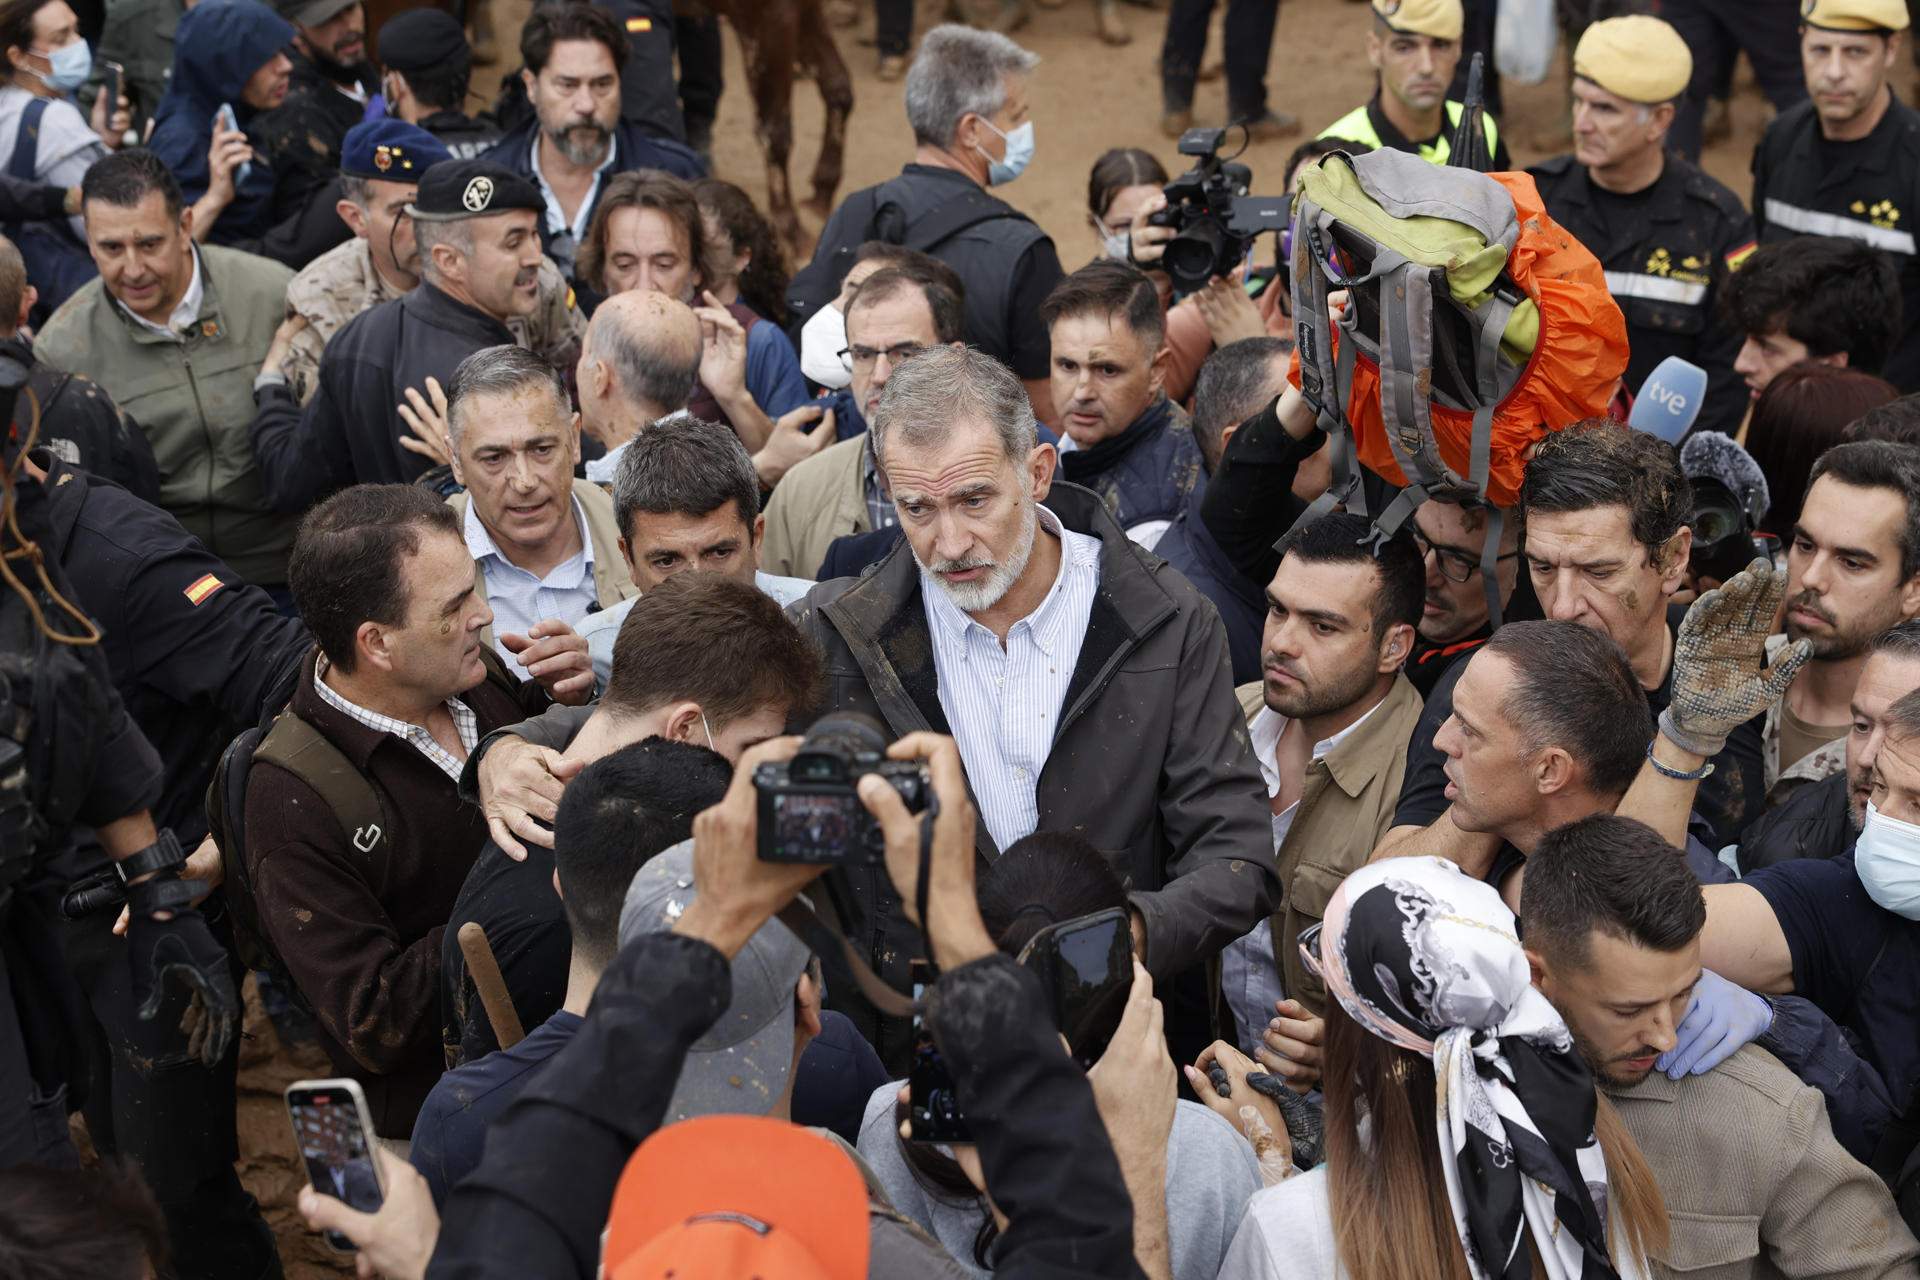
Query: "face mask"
1099 227 1130 262
799 302 851 389
1856 800 1920 919
699 710 717 754
30 39 91 93
977 118 1035 186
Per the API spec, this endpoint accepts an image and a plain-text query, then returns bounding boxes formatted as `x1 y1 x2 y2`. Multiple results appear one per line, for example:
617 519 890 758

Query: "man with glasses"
1405 498 1523 696
760 265 966 578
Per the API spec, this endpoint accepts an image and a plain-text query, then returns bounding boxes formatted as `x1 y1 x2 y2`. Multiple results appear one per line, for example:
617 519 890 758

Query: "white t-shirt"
1215 1166 1344 1280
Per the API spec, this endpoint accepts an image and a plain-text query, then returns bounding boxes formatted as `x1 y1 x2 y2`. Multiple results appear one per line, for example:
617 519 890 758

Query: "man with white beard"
787 344 1275 1065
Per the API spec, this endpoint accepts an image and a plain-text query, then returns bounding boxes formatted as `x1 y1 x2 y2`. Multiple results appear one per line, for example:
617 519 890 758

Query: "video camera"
754 712 934 866
1145 127 1292 294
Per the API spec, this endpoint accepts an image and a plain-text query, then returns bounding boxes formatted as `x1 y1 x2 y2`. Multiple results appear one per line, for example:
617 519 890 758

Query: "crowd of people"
9 0 1920 1276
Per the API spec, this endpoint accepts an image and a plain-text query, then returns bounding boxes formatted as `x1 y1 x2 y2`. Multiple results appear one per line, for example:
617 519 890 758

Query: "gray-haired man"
790 24 1063 424
577 289 703 484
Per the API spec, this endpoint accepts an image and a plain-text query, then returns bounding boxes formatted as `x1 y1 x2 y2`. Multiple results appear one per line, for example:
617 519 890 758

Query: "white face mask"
1098 226 1130 262
799 302 851 389
1856 800 1920 919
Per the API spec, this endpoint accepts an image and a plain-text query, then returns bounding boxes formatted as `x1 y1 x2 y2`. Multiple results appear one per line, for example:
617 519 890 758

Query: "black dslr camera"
755 712 934 865
1146 126 1293 294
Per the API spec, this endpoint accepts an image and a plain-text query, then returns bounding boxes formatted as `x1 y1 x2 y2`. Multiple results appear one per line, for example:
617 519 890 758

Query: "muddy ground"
219 3 1914 1273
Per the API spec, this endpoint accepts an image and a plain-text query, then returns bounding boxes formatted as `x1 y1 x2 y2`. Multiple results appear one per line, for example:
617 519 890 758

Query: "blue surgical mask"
978 118 1034 186
1856 800 1920 919
30 39 91 94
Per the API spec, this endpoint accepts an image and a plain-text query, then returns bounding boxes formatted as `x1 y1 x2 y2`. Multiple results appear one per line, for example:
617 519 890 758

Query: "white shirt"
528 131 617 245
924 506 1102 852
463 496 599 674
116 245 205 341
312 654 479 783
582 410 694 485
1220 700 1382 1052
576 570 814 690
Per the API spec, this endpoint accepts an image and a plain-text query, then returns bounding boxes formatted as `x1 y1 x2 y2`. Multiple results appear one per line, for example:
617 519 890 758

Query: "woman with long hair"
1214 856 1668 1280
1743 361 1897 541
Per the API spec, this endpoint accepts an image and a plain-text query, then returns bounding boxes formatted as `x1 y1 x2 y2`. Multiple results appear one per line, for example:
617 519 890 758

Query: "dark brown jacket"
243 647 541 1136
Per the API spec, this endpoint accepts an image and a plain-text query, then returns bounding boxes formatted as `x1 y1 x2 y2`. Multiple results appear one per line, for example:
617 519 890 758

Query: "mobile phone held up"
907 959 971 1143
285 1078 384 1253
1017 906 1133 1069
215 102 253 188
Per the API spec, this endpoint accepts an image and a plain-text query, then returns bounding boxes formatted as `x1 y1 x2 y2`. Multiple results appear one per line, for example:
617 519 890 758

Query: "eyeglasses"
1411 528 1520 584
841 341 927 371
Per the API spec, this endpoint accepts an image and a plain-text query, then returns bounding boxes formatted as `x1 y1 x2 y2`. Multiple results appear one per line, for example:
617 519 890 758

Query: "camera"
754 712 933 866
1689 477 1774 586
1145 126 1293 294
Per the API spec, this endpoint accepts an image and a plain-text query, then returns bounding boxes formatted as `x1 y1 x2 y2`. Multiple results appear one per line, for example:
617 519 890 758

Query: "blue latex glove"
1657 969 1770 1079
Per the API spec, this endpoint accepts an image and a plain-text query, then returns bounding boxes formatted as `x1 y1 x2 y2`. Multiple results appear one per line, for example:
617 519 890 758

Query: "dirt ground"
234 4 1917 1274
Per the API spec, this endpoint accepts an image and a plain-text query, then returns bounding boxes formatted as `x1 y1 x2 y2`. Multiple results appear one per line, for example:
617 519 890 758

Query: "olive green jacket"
37 244 299 586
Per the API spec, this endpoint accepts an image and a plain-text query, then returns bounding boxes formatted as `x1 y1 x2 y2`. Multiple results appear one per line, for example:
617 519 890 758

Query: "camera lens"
1165 220 1229 293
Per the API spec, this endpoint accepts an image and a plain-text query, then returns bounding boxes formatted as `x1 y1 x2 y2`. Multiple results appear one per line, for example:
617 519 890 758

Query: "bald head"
580 291 703 439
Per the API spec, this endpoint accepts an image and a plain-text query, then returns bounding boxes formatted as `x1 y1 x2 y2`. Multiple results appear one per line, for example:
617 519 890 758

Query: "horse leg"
796 0 854 222
737 22 805 259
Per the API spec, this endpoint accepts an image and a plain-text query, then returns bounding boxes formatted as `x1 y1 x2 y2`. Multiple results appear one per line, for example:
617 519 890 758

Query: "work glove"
1658 558 1810 758
125 875 238 1068
1246 1070 1325 1171
1657 969 1771 1080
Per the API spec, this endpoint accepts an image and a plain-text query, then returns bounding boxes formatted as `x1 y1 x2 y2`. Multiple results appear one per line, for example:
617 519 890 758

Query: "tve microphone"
1627 357 1710 444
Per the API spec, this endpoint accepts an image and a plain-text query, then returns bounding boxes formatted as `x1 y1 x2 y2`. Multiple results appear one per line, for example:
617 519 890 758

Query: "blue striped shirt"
464 497 599 675
922 507 1103 851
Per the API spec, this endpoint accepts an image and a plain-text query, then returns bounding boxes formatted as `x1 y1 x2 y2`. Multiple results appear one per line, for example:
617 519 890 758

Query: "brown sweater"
243 648 542 1136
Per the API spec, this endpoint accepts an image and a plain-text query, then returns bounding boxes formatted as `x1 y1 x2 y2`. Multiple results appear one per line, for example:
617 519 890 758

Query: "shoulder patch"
1725 241 1756 271
184 573 224 606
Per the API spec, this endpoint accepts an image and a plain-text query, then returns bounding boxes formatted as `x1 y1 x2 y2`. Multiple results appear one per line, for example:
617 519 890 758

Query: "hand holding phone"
907 959 971 1143
285 1078 384 1253
211 103 252 192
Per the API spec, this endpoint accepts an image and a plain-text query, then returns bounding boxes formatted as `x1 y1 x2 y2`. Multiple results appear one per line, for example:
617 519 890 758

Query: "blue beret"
340 119 452 182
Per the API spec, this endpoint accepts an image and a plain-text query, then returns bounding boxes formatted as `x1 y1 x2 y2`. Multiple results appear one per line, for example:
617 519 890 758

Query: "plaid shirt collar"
312 654 479 783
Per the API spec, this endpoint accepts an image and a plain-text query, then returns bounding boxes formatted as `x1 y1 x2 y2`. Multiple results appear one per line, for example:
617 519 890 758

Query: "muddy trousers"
1159 0 1280 121
62 906 282 1280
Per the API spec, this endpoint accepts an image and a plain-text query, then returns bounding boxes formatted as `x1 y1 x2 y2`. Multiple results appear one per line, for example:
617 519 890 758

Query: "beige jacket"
447 479 636 649
282 243 586 404
760 434 869 579
1236 674 1424 1017
1607 1044 1920 1279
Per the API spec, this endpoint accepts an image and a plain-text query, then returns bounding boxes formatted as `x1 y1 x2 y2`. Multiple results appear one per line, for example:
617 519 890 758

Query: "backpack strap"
6 97 47 185
254 710 387 857
887 186 1033 257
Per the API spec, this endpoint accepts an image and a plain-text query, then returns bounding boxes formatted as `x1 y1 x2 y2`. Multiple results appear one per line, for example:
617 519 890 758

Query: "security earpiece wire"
1 385 104 646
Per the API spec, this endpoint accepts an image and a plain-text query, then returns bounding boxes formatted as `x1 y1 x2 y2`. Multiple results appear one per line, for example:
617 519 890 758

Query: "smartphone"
102 60 123 112
1017 907 1132 1068
906 959 971 1143
285 1078 383 1253
215 102 253 188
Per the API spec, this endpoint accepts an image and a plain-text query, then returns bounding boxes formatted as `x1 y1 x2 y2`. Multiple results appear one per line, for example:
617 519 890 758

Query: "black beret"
408 160 544 221
377 8 471 73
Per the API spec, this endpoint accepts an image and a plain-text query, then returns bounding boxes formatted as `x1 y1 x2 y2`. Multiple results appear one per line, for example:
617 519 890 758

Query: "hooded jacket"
147 0 293 246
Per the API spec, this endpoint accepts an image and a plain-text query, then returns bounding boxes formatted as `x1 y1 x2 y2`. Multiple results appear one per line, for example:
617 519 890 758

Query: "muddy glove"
1657 969 1771 1080
1246 1070 1324 1170
126 874 238 1068
1659 558 1811 758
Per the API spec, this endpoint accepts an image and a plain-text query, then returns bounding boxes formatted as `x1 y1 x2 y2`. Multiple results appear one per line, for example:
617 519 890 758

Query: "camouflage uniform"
280 238 586 403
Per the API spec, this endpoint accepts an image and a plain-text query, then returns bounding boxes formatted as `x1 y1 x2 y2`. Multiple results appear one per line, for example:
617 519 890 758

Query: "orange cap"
602 1116 870 1280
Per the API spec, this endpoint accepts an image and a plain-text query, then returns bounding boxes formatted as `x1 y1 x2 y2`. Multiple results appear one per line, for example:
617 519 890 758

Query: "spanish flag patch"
1725 241 1757 271
183 573 224 606
625 16 652 30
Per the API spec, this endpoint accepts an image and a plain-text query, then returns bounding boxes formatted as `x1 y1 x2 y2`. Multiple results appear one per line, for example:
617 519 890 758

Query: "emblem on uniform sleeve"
184 573 224 606
463 176 494 212
1645 247 1672 277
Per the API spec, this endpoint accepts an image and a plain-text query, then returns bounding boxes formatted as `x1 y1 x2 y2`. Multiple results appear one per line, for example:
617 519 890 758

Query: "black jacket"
255 48 377 236
250 282 517 512
1739 769 1854 874
1754 95 1920 390
1529 153 1753 437
1057 397 1206 539
419 109 503 163
1154 477 1264 687
13 337 161 507
425 938 1142 1279
34 451 308 843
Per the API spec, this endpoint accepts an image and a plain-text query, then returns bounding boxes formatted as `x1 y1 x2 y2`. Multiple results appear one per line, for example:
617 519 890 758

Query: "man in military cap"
375 8 502 162
1317 0 1508 169
256 0 380 223
1754 0 1920 390
250 159 582 509
1530 16 1755 437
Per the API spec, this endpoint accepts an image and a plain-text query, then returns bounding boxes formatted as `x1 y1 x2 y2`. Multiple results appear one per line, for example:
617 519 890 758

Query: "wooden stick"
457 922 525 1050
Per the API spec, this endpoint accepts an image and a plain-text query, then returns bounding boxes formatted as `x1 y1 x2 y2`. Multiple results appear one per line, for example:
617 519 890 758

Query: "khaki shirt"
1607 1044 1919 1279
282 240 586 404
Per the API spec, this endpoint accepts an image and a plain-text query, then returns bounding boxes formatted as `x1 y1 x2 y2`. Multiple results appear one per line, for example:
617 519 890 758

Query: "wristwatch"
114 828 185 884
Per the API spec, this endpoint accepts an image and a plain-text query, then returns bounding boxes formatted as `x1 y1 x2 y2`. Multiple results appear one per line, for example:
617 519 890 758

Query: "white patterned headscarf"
1302 856 1647 1280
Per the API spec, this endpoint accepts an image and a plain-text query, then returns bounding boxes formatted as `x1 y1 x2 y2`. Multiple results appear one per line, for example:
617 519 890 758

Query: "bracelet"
1645 743 1715 782
114 828 185 884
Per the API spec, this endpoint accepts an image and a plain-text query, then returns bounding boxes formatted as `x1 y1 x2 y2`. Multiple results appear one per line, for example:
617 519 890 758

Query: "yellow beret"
1801 0 1910 32
1371 0 1464 42
1573 16 1694 104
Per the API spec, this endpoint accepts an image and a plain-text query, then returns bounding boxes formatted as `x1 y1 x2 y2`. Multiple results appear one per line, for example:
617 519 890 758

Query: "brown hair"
1086 146 1166 220
1039 258 1166 354
576 170 716 297
693 177 790 327
847 265 966 346
1324 1001 1668 1280
604 573 823 727
1521 420 1691 566
289 484 460 675
520 1 626 75
1746 362 1898 539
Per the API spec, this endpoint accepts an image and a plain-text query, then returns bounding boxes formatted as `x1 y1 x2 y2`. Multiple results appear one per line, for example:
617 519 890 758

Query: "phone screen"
1037 909 1132 1068
287 1082 382 1252
906 960 971 1143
